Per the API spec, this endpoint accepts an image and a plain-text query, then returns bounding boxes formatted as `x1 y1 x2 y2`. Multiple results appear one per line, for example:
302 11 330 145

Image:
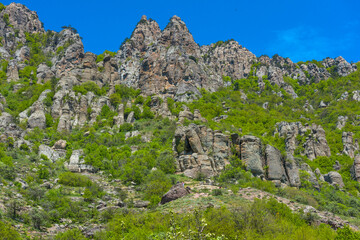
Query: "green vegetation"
73 81 106 96
96 50 116 63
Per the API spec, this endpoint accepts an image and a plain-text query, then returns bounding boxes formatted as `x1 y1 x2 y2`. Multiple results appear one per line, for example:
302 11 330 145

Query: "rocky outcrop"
65 150 94 172
324 171 345 188
342 132 359 159
336 116 348 130
353 90 360 102
240 135 264 176
174 124 231 178
276 122 331 160
284 156 301 187
38 144 66 162
265 145 287 182
160 183 191 204
113 104 125 126
350 155 360 182
174 123 304 187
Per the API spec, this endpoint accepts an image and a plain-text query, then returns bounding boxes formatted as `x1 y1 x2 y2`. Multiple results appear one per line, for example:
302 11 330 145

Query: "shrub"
120 123 133 132
55 228 87 240
0 221 21 240
58 172 92 187
211 188 223 196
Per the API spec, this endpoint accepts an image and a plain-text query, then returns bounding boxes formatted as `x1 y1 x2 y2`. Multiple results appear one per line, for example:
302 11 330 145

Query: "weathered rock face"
174 124 231 178
38 144 66 162
65 150 94 172
265 145 287 182
0 3 44 51
173 123 305 187
276 122 331 160
240 135 264 176
201 40 256 80
284 156 301 187
160 183 191 204
350 154 360 182
324 171 345 188
342 132 359 159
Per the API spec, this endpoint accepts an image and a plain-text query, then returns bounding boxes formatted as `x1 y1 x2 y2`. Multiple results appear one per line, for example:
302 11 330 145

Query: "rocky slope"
0 2 360 238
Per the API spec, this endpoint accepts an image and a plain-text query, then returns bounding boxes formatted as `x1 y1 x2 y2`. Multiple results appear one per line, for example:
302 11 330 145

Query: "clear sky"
2 0 360 63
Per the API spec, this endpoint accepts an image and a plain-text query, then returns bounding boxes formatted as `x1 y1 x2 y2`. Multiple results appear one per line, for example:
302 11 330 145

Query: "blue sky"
2 0 360 62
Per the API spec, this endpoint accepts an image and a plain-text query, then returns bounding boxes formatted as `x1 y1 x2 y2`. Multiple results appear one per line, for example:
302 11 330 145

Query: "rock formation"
160 183 191 204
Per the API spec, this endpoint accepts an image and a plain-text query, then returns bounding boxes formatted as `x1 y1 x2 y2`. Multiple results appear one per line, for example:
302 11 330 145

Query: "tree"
6 200 22 220
30 208 47 230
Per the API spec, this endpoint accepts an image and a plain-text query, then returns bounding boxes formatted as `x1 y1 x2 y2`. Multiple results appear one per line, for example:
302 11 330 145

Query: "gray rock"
160 183 191 204
319 101 327 108
113 104 124 126
65 149 94 172
324 171 344 188
300 163 319 189
53 140 67 150
336 116 348 130
265 145 287 182
350 154 360 182
353 90 360 102
284 156 301 187
342 132 359 159
126 111 135 123
39 144 65 162
27 109 46 129
133 200 150 208
240 135 264 176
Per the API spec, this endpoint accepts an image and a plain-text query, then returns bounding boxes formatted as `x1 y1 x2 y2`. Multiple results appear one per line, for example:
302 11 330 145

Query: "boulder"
53 140 67 150
160 183 191 204
27 109 46 129
39 144 65 162
134 200 150 208
353 90 360 102
324 171 345 188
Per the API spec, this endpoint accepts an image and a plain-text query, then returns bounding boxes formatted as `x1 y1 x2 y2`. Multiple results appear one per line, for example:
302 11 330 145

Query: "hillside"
0 2 360 239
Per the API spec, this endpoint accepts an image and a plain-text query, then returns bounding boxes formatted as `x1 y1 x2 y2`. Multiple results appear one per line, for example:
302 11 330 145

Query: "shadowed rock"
160 183 191 204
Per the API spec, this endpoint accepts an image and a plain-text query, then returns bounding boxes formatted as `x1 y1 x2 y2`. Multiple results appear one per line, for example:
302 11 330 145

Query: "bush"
211 188 223 196
58 172 92 187
73 81 105 96
55 228 87 240
0 221 21 240
120 123 133 132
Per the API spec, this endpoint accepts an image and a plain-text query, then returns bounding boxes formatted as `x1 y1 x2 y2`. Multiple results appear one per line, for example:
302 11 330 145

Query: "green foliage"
109 84 141 108
58 172 92 187
0 221 21 240
73 81 106 96
143 170 172 201
55 228 86 240
0 3 5 11
4 81 51 117
96 50 116 63
95 198 341 239
3 13 9 25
